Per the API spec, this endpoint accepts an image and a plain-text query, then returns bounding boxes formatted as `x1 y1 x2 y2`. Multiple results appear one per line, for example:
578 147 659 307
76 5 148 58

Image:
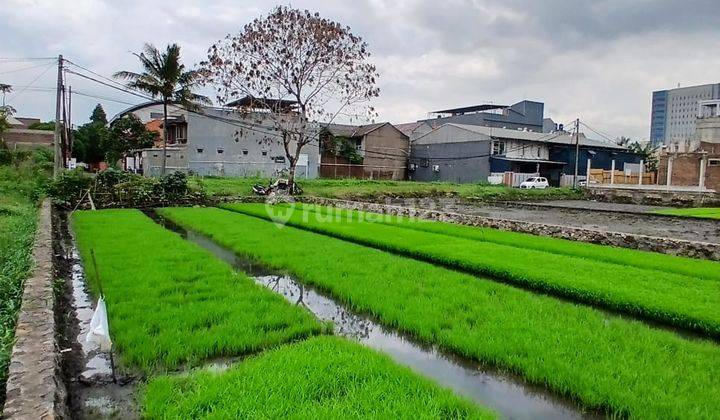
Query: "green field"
143 336 491 419
0 156 48 402
159 207 720 418
195 176 581 201
292 203 720 281
653 207 720 220
221 203 720 337
72 209 323 373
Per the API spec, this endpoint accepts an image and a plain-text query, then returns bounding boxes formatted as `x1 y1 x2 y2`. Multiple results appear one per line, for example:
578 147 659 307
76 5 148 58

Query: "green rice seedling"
653 207 720 220
221 203 720 337
289 202 720 281
159 206 720 418
71 209 322 373
143 336 493 419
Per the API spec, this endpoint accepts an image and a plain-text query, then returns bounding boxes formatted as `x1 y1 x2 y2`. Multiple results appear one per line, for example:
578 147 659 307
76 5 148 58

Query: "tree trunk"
161 99 168 176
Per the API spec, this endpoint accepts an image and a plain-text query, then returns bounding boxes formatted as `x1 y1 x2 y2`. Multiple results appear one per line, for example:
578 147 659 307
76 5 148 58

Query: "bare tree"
202 6 379 190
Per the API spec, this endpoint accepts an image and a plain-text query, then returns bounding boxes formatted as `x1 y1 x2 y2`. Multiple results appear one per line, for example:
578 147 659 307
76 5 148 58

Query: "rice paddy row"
221 203 720 337
159 206 720 418
72 209 491 418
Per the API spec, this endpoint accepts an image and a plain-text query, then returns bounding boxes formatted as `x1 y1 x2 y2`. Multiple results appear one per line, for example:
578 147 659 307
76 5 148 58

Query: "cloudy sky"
1 0 719 140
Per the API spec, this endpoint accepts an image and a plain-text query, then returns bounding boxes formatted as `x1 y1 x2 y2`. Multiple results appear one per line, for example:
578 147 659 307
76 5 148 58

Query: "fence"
589 169 655 185
488 172 539 187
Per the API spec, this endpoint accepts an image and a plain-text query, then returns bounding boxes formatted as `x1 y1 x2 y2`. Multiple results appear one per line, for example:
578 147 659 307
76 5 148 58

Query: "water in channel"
149 210 598 420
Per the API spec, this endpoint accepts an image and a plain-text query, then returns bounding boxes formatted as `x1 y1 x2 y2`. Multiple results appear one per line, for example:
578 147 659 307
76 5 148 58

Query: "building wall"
142 148 188 176
658 153 720 190
1 129 54 149
409 140 490 183
501 138 549 160
362 124 409 180
186 108 319 178
548 145 641 175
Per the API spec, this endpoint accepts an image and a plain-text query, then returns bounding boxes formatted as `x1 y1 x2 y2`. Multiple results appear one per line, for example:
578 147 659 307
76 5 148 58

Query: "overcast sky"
2 0 719 141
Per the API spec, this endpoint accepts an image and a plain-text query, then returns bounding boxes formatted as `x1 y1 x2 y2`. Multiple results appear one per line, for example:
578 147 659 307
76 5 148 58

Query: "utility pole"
53 55 64 177
572 118 580 188
68 85 73 162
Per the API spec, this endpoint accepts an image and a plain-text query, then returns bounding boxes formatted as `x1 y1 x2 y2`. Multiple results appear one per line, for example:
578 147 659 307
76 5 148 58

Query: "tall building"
650 83 720 146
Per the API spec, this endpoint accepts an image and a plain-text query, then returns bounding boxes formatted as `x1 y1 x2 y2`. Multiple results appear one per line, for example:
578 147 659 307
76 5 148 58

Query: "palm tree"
114 43 210 175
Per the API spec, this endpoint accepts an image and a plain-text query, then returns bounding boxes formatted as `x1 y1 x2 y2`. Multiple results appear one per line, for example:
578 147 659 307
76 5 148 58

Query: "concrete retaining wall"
585 186 720 207
300 196 720 261
3 200 63 419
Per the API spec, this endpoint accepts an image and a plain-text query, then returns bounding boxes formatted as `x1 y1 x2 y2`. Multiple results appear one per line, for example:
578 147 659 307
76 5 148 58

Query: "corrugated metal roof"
440 123 628 150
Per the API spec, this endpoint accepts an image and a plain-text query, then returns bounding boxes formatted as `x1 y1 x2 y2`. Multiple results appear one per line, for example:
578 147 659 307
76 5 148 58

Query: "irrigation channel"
54 211 139 419
147 210 600 420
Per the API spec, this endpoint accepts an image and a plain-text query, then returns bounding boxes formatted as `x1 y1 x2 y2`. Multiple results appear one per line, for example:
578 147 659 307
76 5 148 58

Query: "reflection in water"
148 212 595 420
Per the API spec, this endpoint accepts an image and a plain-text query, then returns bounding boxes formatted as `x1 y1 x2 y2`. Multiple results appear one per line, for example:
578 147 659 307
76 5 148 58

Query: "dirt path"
386 199 720 244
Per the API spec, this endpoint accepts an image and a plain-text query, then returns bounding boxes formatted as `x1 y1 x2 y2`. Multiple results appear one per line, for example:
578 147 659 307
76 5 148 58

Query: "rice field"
72 209 490 417
71 209 323 372
159 206 720 418
220 203 720 337
653 207 720 220
143 336 491 419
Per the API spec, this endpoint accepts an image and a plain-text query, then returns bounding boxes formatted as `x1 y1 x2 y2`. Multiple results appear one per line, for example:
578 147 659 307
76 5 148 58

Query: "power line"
7 63 55 102
0 63 56 75
0 57 56 62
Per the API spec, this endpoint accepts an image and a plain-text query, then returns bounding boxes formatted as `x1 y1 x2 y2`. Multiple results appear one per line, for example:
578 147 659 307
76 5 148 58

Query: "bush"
46 169 193 209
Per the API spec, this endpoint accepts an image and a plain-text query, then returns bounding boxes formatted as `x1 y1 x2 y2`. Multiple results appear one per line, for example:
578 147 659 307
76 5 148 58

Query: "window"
197 148 204 154
152 153 158 158
242 150 249 155
261 150 268 156
217 148 224 154
150 112 163 119
274 156 286 163
492 140 505 155
709 159 720 167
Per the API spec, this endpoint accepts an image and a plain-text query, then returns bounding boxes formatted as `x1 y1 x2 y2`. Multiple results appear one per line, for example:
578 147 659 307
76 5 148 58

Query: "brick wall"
658 150 720 190
1 129 54 149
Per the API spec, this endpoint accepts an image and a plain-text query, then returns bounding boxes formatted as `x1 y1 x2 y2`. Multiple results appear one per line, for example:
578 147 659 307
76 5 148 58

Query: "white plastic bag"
86 297 112 351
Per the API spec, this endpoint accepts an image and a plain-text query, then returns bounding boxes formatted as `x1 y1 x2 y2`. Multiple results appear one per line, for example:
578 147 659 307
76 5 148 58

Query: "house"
657 102 720 191
112 99 320 178
320 122 409 180
409 123 639 185
0 116 54 149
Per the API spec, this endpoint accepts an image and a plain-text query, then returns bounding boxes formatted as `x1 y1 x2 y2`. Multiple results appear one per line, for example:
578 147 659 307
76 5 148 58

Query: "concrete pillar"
610 160 615 185
666 155 673 188
638 160 644 186
586 158 591 184
699 154 707 190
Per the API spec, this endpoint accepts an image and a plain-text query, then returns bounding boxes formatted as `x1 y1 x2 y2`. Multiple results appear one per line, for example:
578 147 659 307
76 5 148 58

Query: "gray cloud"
1 0 718 141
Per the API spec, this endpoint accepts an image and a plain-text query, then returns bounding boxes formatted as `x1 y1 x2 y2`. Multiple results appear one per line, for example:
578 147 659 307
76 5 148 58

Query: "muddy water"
55 212 138 419
151 212 598 419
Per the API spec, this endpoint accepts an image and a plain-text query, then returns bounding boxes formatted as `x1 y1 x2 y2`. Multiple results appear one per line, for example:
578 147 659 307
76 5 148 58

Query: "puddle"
149 210 598 420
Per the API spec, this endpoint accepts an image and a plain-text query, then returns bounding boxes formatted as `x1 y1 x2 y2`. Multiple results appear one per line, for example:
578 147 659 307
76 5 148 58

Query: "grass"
221 203 720 337
159 206 720 418
653 207 720 220
0 156 49 403
143 336 492 419
71 209 323 373
292 203 720 281
194 176 582 201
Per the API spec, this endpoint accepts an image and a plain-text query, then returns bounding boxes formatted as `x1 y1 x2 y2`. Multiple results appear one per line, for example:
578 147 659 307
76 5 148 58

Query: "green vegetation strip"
0 155 49 402
143 336 491 419
159 207 720 418
71 209 322 373
221 203 720 337
196 176 581 201
653 207 720 220
294 202 720 281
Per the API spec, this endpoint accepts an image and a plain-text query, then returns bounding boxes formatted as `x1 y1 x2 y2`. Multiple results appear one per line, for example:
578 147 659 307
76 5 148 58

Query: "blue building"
650 83 720 147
